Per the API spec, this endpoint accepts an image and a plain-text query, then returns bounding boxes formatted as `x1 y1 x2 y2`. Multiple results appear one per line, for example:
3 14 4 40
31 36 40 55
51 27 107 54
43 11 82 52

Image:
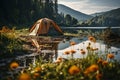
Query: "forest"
0 0 58 27
0 0 78 28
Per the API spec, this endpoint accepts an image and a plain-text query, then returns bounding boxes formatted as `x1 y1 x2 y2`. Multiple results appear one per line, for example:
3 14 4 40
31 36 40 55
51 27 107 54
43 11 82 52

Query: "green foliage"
0 31 22 58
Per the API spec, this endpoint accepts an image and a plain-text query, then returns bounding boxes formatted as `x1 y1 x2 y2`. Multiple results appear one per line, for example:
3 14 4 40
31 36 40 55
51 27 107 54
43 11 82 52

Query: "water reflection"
58 37 88 50
58 37 120 61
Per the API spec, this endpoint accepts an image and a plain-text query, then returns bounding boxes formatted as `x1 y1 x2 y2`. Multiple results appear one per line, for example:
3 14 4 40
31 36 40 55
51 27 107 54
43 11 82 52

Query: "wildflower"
107 53 114 59
87 64 99 72
68 65 80 75
70 50 76 54
34 67 41 72
80 49 86 55
55 57 63 63
70 41 76 46
84 64 99 76
97 58 103 64
64 51 70 55
57 56 63 61
96 73 102 80
88 36 96 43
18 73 31 80
33 73 40 79
10 62 19 70
102 61 108 66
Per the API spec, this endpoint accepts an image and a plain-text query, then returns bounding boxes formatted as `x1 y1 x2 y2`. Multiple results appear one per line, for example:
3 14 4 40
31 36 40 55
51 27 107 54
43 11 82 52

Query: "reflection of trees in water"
102 27 120 48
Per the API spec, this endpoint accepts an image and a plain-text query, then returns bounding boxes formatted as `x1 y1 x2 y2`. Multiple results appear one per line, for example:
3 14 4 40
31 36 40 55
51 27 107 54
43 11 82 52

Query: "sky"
58 0 120 14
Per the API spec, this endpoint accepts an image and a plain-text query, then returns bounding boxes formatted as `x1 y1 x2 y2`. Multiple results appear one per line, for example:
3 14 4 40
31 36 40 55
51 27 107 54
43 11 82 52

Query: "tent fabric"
29 18 63 36
29 24 40 36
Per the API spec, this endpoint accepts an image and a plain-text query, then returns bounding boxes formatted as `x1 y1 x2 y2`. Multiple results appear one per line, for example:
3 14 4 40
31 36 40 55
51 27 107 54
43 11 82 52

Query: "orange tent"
29 18 63 36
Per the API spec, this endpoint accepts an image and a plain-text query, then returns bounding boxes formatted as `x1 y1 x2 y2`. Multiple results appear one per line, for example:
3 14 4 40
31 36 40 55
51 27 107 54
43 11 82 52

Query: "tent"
29 18 63 36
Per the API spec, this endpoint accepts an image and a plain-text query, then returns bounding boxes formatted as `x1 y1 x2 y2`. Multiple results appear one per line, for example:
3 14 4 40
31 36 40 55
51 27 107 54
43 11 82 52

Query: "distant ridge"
83 8 120 26
90 12 105 17
58 4 93 21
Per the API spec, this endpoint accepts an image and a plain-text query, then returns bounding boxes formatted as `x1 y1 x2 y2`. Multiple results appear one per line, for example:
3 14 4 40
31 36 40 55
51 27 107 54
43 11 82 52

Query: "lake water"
58 27 120 50
61 27 120 29
57 37 120 61
57 27 120 61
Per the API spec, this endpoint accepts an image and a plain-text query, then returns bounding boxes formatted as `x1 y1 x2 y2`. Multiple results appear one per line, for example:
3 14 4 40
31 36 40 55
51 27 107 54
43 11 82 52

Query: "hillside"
58 4 93 21
90 12 105 17
81 8 120 26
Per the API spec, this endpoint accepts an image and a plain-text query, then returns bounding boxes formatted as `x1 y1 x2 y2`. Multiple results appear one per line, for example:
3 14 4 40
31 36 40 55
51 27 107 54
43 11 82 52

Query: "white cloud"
58 0 120 14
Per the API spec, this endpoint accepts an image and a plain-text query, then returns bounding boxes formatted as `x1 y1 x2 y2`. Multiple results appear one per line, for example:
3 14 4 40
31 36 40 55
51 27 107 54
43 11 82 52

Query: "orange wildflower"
96 73 102 80
97 58 103 64
80 49 86 55
70 50 76 54
107 53 114 59
33 73 40 79
18 73 31 80
57 57 62 61
88 36 96 43
70 41 76 46
10 62 19 70
34 67 41 72
68 65 80 75
55 57 63 63
87 64 99 72
102 61 108 66
64 51 70 55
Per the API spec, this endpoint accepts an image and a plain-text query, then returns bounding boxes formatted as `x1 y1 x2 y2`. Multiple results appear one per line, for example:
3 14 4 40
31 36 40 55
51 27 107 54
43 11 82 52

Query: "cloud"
58 0 120 14
88 0 120 7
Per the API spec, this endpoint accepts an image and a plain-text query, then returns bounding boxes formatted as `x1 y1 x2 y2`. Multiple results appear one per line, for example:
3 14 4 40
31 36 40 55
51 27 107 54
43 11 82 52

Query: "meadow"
0 26 120 80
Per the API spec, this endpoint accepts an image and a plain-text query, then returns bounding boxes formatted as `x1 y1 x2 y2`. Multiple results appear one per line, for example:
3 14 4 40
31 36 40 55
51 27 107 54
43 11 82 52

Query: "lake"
61 27 120 29
57 37 120 61
57 27 120 61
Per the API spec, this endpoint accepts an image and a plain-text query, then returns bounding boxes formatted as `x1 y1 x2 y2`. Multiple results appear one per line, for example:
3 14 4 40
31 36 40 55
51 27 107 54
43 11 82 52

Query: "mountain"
81 8 120 27
58 4 93 21
90 12 105 17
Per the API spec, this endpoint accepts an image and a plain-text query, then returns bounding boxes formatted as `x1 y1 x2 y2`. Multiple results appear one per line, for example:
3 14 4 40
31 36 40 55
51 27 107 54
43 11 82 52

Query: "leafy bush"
0 27 22 58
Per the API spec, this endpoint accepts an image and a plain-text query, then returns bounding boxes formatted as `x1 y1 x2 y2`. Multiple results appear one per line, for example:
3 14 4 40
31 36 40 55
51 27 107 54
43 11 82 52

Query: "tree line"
0 0 78 28
0 0 58 27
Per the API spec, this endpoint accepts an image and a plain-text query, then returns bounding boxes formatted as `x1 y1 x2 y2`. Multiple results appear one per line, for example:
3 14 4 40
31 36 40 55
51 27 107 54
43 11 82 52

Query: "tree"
72 17 78 26
65 14 72 25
